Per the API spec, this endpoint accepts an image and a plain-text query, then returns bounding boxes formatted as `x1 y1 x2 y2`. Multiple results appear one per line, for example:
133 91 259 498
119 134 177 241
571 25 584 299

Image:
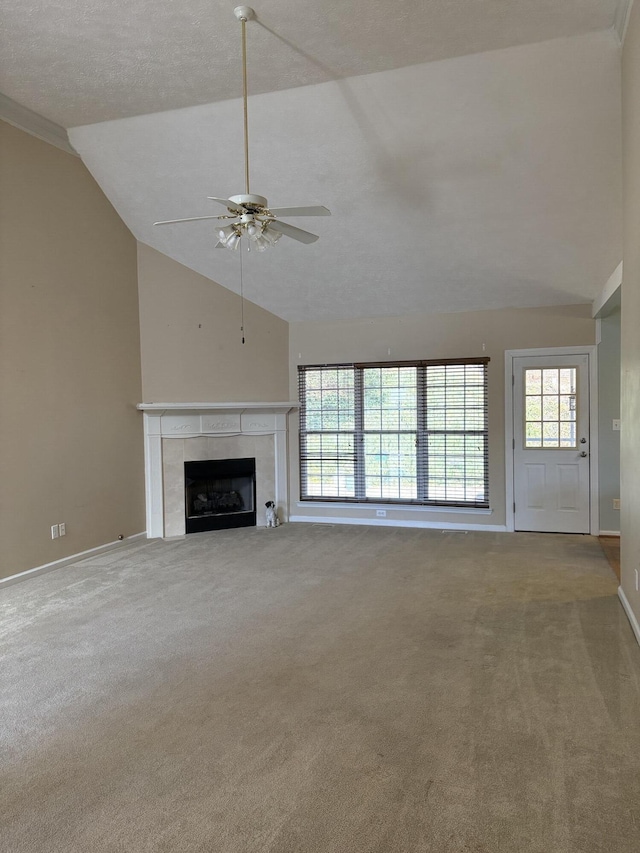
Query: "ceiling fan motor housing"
229 194 269 213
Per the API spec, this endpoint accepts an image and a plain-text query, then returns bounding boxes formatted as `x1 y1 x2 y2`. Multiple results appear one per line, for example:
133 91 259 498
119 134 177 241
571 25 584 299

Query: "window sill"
296 501 493 515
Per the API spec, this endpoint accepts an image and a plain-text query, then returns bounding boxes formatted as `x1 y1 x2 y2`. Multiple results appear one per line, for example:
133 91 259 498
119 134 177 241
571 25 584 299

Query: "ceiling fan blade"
154 214 227 225
268 205 331 217
207 197 244 214
268 219 319 244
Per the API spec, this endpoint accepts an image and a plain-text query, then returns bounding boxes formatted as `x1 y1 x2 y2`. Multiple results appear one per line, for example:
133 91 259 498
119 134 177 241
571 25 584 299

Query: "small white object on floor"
265 501 280 528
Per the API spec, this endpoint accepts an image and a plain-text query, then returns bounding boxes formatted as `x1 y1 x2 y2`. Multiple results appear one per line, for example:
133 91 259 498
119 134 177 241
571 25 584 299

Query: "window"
523 367 577 448
298 358 489 508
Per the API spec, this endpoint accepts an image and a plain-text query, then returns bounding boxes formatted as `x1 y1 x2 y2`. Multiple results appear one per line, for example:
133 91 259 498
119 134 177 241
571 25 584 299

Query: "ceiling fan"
154 5 330 251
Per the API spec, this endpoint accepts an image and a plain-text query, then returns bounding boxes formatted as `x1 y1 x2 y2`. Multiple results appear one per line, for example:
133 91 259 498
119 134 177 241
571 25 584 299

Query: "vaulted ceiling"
0 0 627 321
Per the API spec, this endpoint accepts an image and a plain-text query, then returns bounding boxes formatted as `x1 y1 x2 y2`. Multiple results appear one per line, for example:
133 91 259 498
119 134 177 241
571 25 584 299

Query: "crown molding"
613 0 635 44
0 93 77 156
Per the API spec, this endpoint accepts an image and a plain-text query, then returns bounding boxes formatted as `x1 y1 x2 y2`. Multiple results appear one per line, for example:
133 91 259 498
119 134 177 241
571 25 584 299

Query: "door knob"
580 437 587 444
579 451 588 457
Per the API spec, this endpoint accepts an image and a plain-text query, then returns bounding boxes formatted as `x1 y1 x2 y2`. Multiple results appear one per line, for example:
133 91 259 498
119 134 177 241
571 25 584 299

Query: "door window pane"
524 367 577 449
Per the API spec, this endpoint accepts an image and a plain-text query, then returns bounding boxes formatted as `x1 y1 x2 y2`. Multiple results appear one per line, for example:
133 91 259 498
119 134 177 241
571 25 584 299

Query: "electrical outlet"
59 522 66 536
613 419 621 431
376 509 386 517
51 524 59 540
613 499 621 510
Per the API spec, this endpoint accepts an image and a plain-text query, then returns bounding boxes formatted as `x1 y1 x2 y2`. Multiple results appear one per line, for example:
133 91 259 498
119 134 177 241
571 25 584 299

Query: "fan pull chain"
240 244 245 345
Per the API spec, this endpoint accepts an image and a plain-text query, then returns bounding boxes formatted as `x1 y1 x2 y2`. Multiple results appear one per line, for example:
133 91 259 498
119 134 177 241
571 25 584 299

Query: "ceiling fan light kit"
216 212 282 252
153 6 330 252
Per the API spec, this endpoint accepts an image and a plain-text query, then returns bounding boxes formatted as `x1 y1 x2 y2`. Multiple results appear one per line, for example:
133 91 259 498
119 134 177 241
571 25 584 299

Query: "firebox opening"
184 458 256 533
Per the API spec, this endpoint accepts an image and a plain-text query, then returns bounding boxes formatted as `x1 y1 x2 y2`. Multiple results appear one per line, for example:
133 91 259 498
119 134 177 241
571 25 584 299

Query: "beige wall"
289 304 594 528
621 2 640 627
0 121 145 580
137 244 289 403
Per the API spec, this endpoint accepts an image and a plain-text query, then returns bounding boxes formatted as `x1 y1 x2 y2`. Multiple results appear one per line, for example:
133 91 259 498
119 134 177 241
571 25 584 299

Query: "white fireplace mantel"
137 402 299 538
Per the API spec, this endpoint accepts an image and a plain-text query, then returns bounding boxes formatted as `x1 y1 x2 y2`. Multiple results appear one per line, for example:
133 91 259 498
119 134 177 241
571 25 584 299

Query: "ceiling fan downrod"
234 6 255 196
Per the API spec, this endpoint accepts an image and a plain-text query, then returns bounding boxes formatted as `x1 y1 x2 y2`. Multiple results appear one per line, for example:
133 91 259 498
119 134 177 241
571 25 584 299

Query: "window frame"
298 358 490 509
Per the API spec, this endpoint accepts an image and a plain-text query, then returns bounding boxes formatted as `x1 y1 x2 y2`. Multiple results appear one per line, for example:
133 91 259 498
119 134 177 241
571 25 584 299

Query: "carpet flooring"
1 525 640 852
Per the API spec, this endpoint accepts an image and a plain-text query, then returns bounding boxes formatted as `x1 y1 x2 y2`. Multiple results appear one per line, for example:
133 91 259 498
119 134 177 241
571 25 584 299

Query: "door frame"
504 346 599 534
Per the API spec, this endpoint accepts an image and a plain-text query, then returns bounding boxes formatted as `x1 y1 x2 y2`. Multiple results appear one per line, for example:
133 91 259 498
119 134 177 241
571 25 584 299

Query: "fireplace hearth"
184 458 256 533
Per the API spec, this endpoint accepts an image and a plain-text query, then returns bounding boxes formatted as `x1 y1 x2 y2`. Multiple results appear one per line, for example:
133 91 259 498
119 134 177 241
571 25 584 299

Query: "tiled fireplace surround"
137 403 298 538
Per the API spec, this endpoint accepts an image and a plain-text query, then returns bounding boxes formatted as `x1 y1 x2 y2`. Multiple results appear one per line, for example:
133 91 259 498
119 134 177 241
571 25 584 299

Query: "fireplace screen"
184 458 256 533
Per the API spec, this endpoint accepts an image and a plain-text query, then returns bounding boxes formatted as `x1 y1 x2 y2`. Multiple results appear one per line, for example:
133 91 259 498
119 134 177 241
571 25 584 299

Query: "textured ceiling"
2 1 624 322
69 31 622 322
0 0 622 127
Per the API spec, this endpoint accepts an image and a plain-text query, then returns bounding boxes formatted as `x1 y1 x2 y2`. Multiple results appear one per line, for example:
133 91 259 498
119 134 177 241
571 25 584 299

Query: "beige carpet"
1 525 639 852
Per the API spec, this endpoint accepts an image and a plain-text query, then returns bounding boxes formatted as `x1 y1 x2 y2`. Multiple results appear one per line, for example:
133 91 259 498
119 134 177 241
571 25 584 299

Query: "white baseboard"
0 533 147 589
289 515 507 532
618 586 640 648
599 530 621 537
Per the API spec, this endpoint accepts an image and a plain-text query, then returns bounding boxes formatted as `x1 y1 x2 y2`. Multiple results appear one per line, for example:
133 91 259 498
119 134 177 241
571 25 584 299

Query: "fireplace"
137 402 298 538
184 458 256 533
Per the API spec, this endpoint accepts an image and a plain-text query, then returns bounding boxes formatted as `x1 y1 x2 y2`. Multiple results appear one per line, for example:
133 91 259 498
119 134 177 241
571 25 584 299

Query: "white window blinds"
298 358 489 508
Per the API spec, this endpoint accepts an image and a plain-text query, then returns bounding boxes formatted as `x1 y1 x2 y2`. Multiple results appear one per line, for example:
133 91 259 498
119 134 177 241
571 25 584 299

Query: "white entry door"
513 354 590 533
